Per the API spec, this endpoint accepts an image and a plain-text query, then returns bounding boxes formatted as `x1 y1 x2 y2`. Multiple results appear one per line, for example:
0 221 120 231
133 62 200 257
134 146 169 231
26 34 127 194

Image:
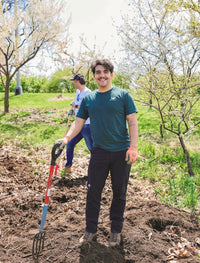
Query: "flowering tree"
0 0 69 113
54 35 106 85
118 0 200 176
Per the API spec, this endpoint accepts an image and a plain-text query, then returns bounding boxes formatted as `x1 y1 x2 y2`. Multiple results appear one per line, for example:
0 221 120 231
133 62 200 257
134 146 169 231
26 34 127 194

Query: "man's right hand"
67 109 74 116
57 136 70 146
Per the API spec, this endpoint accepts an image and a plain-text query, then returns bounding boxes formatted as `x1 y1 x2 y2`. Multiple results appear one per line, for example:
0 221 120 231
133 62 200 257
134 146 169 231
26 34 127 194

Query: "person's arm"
126 112 138 147
125 112 138 164
62 117 86 145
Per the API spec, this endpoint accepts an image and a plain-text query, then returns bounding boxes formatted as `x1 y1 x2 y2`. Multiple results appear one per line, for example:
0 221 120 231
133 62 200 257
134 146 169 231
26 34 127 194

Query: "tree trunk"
178 135 194 176
4 79 10 113
149 95 152 107
160 124 164 138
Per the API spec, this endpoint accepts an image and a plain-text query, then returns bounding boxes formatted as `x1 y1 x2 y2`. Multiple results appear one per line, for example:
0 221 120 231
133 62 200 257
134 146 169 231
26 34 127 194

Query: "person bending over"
63 73 93 176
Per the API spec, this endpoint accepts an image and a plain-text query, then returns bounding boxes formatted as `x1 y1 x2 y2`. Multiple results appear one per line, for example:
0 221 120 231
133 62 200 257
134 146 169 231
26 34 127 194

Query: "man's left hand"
125 146 138 164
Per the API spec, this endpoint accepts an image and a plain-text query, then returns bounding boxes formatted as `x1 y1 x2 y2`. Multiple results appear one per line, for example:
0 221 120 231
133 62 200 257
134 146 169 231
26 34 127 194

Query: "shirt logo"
110 97 116 101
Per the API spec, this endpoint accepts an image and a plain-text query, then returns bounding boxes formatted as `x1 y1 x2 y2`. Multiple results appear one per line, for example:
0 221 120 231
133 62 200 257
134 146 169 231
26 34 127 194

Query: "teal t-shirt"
77 86 138 151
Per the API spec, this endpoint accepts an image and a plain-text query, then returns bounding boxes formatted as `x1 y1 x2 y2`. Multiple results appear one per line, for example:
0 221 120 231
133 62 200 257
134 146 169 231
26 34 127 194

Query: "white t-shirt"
74 86 91 125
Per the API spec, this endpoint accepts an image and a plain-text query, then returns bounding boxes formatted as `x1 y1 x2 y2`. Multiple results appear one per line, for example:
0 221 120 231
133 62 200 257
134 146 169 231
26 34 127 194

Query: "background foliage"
0 69 131 93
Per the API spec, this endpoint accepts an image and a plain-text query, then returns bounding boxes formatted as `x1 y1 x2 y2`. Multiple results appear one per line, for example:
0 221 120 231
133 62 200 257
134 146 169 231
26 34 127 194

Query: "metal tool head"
32 230 46 262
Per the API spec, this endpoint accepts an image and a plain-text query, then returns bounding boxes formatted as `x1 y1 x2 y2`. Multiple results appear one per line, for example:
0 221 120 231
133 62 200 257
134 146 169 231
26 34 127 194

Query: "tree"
45 68 74 93
53 35 108 88
117 0 200 176
0 0 70 113
112 72 131 90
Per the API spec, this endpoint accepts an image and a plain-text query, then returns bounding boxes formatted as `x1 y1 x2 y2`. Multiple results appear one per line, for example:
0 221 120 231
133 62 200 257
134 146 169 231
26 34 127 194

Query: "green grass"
0 92 200 212
137 106 161 136
130 97 200 212
0 92 75 147
0 92 74 109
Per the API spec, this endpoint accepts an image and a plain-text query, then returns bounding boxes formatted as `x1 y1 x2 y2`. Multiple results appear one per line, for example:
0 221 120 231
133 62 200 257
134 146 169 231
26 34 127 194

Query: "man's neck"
79 85 85 92
98 85 112 93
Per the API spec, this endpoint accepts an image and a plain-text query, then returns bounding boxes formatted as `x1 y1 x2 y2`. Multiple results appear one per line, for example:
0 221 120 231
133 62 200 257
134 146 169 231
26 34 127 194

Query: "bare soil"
47 95 72 101
0 144 200 263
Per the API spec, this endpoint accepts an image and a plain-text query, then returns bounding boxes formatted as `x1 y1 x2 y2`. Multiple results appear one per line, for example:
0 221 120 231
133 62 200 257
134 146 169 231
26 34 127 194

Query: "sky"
67 0 127 57
25 0 128 76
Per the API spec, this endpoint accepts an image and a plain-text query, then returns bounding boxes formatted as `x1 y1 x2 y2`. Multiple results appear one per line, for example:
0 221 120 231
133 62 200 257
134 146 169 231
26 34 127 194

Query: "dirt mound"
0 145 199 263
48 94 72 101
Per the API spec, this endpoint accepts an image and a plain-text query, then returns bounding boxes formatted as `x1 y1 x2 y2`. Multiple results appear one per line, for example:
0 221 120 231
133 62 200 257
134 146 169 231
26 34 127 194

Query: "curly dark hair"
90 59 114 74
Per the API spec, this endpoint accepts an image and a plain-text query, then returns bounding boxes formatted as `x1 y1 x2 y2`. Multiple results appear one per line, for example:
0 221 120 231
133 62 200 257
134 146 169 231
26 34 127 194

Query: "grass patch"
133 138 200 210
0 92 74 111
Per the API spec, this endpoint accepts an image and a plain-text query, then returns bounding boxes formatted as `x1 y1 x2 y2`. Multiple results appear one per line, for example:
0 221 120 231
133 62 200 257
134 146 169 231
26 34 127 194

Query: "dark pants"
86 147 131 233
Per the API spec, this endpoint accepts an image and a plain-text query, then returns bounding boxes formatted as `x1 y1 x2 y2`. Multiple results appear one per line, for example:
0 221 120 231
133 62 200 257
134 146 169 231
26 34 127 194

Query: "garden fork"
32 140 65 261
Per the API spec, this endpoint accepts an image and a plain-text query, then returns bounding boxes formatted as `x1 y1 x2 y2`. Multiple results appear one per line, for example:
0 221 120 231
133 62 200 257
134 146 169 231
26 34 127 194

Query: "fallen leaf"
64 206 69 211
196 237 200 246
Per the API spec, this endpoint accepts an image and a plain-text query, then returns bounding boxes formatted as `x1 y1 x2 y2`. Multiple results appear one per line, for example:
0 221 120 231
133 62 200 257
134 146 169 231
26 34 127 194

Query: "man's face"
93 65 113 88
73 79 81 89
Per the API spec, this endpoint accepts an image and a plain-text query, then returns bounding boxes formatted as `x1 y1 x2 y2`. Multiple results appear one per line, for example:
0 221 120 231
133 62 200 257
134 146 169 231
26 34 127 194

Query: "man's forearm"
65 117 85 141
129 122 138 147
126 113 138 147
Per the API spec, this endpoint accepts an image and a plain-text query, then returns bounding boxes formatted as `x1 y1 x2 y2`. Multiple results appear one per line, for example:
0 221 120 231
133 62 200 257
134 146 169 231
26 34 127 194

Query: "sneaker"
79 231 96 244
61 167 72 177
109 232 121 247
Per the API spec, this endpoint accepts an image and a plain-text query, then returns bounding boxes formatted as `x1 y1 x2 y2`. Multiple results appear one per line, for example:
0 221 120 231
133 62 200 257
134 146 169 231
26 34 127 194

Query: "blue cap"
70 73 85 81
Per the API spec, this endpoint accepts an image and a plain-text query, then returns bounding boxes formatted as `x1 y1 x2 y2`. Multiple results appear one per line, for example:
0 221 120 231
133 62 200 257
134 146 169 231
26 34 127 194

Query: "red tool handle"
44 165 55 205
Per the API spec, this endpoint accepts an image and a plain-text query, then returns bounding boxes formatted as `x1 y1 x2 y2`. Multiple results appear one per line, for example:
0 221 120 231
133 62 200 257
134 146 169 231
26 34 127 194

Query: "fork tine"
32 231 46 261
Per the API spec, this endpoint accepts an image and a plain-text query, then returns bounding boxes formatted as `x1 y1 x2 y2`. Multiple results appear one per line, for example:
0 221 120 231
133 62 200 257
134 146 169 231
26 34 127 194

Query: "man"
63 73 93 175
61 60 138 247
